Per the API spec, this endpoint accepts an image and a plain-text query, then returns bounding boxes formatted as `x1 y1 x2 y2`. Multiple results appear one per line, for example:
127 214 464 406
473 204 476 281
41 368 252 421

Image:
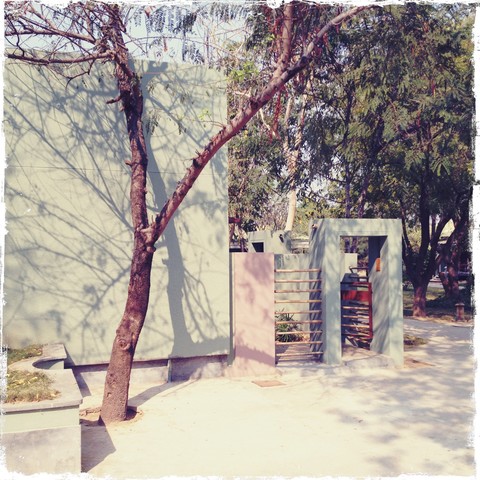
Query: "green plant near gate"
275 312 305 343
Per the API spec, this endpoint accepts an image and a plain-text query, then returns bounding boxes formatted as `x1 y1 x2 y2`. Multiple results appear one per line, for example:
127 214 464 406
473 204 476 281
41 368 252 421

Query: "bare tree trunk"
401 193 450 320
400 148 453 319
284 88 308 232
283 96 295 231
345 163 352 219
412 282 428 318
436 208 469 302
438 269 460 301
229 220 236 246
100 13 154 424
284 189 297 231
100 238 154 424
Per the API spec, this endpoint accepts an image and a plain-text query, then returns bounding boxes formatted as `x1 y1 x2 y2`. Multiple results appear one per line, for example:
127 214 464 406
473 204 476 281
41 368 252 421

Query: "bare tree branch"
6 50 112 65
151 5 370 240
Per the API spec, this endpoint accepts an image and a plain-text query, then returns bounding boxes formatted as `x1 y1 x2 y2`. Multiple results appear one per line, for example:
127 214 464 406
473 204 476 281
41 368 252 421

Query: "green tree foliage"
378 5 473 316
228 129 283 233
295 4 473 315
220 39 284 237
226 3 371 235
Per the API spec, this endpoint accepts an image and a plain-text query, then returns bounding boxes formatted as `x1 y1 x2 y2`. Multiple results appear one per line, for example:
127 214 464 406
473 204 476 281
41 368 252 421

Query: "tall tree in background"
222 38 285 239
227 4 354 235
226 3 473 316
377 4 473 317
299 4 473 314
5 1 369 422
272 77 311 232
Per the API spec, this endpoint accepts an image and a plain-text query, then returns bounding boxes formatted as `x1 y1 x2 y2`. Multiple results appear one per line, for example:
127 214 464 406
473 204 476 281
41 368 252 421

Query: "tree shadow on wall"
4 58 229 364
141 61 229 359
4 61 134 363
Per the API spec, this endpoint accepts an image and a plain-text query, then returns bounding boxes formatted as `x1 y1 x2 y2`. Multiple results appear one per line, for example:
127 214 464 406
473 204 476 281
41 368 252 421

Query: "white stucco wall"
3 59 229 365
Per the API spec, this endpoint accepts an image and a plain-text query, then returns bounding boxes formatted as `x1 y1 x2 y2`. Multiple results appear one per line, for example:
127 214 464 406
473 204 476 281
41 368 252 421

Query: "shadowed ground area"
80 318 475 478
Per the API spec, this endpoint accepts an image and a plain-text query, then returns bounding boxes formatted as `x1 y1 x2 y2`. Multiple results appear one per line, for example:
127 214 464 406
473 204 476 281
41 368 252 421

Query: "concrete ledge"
276 347 396 377
3 344 82 475
169 354 228 381
74 359 169 394
32 343 67 370
73 355 229 395
3 426 81 475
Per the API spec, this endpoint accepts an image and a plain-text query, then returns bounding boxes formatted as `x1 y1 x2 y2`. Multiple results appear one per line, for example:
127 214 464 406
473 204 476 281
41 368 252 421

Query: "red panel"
341 290 370 302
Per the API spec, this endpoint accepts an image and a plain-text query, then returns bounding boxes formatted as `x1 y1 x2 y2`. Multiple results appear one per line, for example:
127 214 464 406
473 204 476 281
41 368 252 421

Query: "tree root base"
80 406 142 426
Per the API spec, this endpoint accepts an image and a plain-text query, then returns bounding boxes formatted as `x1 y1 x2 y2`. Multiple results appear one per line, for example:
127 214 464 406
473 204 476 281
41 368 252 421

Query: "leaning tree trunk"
99 24 154 424
100 236 154 424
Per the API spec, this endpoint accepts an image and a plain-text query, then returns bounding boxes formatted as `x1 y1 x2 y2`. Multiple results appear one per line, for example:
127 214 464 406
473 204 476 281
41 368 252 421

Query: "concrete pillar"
311 220 342 365
228 253 276 376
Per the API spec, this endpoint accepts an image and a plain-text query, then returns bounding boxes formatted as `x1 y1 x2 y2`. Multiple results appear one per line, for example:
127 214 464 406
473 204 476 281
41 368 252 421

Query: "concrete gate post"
310 219 403 367
228 253 276 376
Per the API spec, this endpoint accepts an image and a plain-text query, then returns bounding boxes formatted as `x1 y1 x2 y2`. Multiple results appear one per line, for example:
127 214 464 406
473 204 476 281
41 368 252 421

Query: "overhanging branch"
6 50 113 66
150 4 371 241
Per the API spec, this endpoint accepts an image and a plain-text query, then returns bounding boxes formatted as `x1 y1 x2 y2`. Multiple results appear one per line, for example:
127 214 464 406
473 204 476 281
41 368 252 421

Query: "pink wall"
228 253 276 377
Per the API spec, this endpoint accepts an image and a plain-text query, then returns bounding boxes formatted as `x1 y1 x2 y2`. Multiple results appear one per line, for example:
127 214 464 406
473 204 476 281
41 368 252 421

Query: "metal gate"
274 267 323 363
341 275 373 349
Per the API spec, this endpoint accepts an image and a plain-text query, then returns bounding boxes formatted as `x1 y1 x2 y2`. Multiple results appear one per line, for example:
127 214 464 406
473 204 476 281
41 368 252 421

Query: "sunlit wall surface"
4 59 229 365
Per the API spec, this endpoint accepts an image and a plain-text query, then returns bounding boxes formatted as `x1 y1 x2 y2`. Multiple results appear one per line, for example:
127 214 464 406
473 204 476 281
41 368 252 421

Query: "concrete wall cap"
32 343 67 368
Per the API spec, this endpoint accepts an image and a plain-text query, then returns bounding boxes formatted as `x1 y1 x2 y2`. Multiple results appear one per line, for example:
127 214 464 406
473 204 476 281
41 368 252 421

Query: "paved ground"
79 318 475 479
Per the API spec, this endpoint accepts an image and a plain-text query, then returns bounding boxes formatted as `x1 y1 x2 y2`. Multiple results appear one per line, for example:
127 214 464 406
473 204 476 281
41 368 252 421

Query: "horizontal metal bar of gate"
275 268 322 273
275 338 323 345
342 323 370 328
275 299 322 304
274 310 322 316
275 288 322 293
275 279 322 284
275 319 323 325
276 351 324 358
277 331 323 336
